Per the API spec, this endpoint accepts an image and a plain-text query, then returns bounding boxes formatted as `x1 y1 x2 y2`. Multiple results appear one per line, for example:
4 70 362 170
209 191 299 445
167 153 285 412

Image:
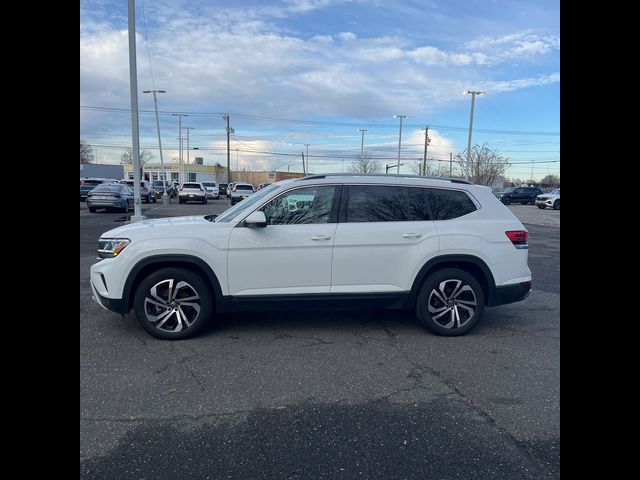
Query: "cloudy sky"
80 0 559 179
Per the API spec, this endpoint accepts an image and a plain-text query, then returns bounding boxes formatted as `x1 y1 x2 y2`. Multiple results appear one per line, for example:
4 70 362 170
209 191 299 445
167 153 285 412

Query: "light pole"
394 115 407 174
421 125 430 176
304 144 310 174
143 89 168 202
172 113 188 184
127 0 144 221
463 91 485 182
358 129 368 159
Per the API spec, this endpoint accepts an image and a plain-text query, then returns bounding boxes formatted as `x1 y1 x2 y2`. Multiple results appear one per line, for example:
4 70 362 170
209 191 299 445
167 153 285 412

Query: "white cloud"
338 31 357 41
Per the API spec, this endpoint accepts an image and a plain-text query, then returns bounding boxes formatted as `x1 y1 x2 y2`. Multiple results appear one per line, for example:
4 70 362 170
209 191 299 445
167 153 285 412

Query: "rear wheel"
538 205 546 209
553 200 560 210
133 267 213 340
88 207 96 213
179 199 184 204
121 202 128 213
415 268 485 336
203 197 207 204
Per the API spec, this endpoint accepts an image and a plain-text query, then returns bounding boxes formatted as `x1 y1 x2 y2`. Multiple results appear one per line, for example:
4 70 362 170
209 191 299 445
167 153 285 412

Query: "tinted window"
236 185 253 191
345 185 409 222
93 185 124 193
407 187 432 221
424 189 477 220
183 183 200 188
84 180 103 186
262 186 336 225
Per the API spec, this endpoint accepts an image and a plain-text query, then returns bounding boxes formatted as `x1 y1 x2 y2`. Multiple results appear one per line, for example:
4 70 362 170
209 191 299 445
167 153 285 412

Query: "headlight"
97 238 130 258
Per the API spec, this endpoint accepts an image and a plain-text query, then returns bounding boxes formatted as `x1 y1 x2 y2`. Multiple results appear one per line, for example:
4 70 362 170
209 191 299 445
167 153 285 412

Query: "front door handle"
402 233 423 239
310 234 332 241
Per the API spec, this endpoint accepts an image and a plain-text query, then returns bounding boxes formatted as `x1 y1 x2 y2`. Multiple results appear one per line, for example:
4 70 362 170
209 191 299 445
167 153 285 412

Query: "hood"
99 215 212 239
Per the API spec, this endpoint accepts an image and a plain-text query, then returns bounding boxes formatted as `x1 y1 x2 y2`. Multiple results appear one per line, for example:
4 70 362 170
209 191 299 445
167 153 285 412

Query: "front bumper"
491 281 532 306
90 281 128 314
535 199 554 207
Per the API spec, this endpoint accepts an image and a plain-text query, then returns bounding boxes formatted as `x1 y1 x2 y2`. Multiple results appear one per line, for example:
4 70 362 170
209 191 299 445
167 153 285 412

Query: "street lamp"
182 126 195 182
143 89 168 200
394 115 407 174
358 129 368 159
463 91 485 181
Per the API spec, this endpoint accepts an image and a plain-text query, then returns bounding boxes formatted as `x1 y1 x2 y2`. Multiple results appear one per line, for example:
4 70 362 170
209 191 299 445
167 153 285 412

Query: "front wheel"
503 197 511 205
553 200 560 210
415 268 485 336
88 207 96 213
538 205 546 209
203 197 207 204
133 268 213 340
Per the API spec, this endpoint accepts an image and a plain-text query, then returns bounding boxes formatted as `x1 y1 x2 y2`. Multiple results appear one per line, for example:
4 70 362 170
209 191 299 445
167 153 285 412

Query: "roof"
294 173 472 186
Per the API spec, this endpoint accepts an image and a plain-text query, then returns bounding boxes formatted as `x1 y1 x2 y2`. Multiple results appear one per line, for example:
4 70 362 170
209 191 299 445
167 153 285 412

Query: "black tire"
538 205 546 209
520 201 528 205
121 202 129 213
415 268 485 336
133 267 213 340
152 195 157 203
88 207 96 213
179 199 184 204
203 197 207 204
553 200 560 210
503 197 511 205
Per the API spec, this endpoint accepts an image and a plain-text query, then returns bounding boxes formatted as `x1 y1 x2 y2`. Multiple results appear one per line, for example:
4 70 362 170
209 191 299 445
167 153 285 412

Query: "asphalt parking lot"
80 198 559 479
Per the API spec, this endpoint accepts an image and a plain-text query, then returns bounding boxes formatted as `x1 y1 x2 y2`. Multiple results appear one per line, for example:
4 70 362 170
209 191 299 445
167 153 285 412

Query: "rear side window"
345 185 409 222
236 185 253 191
424 189 477 220
183 183 200 188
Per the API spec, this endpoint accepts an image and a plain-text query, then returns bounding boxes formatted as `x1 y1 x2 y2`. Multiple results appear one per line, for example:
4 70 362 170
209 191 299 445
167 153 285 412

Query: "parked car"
218 183 228 197
178 182 208 204
121 180 158 203
152 180 176 198
86 183 134 213
80 178 118 201
91 174 532 340
498 186 543 205
257 182 272 191
535 189 560 210
201 181 220 199
229 182 255 205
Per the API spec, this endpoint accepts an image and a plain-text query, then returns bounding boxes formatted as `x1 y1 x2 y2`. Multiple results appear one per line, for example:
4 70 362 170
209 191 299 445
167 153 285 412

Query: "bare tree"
350 153 381 173
120 147 154 165
409 158 452 177
540 174 560 187
80 140 93 164
455 144 510 186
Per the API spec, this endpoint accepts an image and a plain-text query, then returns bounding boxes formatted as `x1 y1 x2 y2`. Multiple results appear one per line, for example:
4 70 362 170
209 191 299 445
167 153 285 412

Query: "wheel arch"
123 255 224 313
409 255 497 308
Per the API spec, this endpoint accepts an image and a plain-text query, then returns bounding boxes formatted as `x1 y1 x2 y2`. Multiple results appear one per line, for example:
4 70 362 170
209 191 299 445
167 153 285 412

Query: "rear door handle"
402 233 423 238
310 234 332 241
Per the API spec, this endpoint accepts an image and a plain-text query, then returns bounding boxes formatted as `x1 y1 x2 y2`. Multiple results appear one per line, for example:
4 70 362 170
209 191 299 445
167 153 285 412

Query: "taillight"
232 186 237 192
505 230 528 249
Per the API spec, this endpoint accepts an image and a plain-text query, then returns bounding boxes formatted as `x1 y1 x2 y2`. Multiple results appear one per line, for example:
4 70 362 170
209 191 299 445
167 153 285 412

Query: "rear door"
330 185 439 293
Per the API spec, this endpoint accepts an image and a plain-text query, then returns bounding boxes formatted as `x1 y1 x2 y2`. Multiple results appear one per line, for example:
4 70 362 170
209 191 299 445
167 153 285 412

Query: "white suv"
90 174 532 340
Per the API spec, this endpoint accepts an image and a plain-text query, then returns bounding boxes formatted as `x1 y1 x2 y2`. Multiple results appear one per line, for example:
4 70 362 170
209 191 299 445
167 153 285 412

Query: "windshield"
504 187 517 192
551 189 560 195
216 183 280 223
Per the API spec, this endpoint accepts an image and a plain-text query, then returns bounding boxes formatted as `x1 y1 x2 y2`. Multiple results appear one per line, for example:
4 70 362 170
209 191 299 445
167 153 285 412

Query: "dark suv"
218 183 228 197
499 187 543 205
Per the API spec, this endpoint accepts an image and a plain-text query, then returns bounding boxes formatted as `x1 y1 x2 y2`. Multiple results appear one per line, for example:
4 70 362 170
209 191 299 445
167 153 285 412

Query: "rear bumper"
491 281 532 307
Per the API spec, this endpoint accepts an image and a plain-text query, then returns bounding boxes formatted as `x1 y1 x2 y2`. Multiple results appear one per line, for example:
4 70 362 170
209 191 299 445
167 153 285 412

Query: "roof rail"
295 173 472 184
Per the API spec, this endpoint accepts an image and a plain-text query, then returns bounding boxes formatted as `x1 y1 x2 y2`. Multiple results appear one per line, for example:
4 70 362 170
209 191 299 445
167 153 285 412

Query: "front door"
227 185 339 296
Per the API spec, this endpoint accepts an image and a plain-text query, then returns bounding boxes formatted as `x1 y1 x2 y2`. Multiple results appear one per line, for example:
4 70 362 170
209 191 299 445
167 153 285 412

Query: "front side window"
424 189 477 220
261 186 336 225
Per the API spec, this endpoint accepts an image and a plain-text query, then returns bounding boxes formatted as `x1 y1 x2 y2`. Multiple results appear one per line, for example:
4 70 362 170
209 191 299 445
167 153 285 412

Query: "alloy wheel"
143 279 201 332
427 279 477 329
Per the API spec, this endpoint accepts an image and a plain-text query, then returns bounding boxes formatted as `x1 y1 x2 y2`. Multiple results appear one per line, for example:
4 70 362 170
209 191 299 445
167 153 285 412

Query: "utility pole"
301 151 306 174
358 129 368 159
464 91 485 182
172 113 188 184
223 114 233 183
127 0 144 221
421 125 430 176
450 152 453 177
304 144 310 174
182 127 195 182
143 89 168 202
394 115 407 174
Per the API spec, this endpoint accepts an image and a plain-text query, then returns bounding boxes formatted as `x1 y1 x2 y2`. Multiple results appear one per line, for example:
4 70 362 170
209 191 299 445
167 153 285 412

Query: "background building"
80 163 124 180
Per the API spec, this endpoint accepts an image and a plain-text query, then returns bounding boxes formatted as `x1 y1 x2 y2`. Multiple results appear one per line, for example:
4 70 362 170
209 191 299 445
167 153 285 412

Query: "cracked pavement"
80 200 559 479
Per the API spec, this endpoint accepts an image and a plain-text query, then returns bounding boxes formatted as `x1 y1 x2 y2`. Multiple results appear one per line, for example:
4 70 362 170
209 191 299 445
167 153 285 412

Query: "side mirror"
243 211 267 228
